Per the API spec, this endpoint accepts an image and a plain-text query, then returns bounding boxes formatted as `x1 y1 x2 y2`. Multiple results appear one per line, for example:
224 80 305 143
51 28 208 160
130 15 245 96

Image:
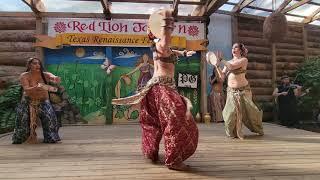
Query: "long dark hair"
234 43 248 57
20 57 48 99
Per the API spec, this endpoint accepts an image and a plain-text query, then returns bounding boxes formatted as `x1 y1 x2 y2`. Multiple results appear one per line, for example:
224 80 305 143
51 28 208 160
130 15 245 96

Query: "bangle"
183 50 187 57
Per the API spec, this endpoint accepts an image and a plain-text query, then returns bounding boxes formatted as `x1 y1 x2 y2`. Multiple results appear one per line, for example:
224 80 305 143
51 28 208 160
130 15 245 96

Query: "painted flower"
188 25 199 37
54 22 67 33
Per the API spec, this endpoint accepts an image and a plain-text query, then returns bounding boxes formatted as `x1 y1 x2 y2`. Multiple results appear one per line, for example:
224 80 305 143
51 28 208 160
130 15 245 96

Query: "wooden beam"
69 0 204 5
271 43 277 89
35 17 44 62
205 0 229 16
302 26 308 58
232 0 255 13
172 0 180 17
226 2 306 18
39 12 206 21
231 15 238 44
282 0 310 13
303 7 320 23
21 0 45 14
100 0 111 20
275 0 292 13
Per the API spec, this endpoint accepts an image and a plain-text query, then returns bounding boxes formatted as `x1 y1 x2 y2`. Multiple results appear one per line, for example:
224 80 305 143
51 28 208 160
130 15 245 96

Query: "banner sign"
48 18 205 40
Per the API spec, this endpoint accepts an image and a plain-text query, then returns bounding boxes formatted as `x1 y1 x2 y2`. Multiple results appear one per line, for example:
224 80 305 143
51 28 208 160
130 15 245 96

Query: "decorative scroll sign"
177 73 198 89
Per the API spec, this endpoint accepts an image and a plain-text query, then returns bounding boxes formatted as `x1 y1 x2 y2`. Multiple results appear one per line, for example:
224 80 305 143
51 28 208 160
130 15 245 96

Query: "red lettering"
179 25 186 34
112 23 119 31
133 23 147 32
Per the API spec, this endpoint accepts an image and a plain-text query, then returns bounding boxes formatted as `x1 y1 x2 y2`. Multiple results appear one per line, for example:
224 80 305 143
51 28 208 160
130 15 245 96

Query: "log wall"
306 26 320 58
235 16 320 121
0 16 36 90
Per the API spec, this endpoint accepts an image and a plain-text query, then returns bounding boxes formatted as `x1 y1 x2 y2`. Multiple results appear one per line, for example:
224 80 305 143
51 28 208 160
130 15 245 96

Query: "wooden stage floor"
0 123 320 180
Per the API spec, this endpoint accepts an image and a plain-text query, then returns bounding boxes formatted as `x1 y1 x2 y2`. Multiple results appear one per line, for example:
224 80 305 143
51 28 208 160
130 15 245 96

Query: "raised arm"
220 58 248 70
214 65 225 82
172 50 196 57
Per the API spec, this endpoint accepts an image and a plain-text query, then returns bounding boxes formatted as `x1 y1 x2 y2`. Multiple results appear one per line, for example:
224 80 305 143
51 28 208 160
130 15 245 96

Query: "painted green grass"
47 64 113 123
46 60 201 124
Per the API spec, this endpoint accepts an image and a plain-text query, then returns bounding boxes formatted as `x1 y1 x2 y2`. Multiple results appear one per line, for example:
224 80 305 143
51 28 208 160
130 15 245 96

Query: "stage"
1 123 320 180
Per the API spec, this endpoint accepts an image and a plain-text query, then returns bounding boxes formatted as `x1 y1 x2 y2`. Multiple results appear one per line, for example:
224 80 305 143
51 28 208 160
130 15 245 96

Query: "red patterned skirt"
140 84 199 167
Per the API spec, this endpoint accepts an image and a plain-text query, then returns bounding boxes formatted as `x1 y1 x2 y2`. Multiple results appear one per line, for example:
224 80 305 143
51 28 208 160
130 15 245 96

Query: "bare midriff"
24 74 49 100
153 60 175 78
228 72 248 89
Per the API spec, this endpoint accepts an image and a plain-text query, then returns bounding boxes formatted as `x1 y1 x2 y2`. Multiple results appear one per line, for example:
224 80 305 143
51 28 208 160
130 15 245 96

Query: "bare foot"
168 163 191 171
143 157 158 164
257 131 264 136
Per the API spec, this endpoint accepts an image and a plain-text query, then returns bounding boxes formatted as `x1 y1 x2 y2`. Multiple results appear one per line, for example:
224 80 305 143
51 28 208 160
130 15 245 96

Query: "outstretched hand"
214 51 224 62
186 51 196 57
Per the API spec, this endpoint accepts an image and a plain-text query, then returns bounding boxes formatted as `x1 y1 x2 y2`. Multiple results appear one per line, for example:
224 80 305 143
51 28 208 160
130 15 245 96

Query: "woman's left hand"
186 51 196 57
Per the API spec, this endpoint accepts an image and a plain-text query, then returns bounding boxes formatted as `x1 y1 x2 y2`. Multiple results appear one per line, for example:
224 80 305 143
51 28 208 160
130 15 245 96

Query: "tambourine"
148 9 174 39
206 51 219 66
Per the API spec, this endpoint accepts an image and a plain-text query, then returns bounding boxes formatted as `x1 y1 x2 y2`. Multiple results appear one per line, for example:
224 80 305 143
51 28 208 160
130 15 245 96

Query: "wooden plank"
231 15 238 44
0 42 34 52
22 0 45 14
247 62 272 70
206 0 228 16
100 0 111 20
251 87 274 95
0 12 35 17
0 52 35 66
276 49 305 56
302 26 308 58
109 0 205 5
303 7 320 23
247 53 272 63
275 42 302 50
280 37 303 45
0 17 36 30
1 124 320 179
246 70 272 79
238 37 270 48
248 79 272 87
307 42 320 48
0 65 26 77
39 12 206 21
307 35 320 43
0 30 35 42
282 0 311 13
246 46 271 55
308 48 320 56
276 62 300 70
231 0 255 13
271 43 276 89
276 55 305 63
35 17 43 62
238 29 262 39
172 0 180 17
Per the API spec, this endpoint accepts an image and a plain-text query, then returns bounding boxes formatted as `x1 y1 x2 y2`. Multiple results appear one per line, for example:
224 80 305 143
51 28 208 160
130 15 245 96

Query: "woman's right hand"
214 51 224 62
281 92 288 96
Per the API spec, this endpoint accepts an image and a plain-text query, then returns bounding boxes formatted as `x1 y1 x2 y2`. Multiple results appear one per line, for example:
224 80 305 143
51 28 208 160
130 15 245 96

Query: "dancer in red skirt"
112 9 198 171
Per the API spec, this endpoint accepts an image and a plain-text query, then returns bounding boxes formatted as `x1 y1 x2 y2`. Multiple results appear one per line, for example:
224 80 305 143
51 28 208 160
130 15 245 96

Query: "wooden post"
35 17 44 62
231 15 238 44
200 21 208 122
302 25 308 59
200 51 207 122
271 43 276 89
